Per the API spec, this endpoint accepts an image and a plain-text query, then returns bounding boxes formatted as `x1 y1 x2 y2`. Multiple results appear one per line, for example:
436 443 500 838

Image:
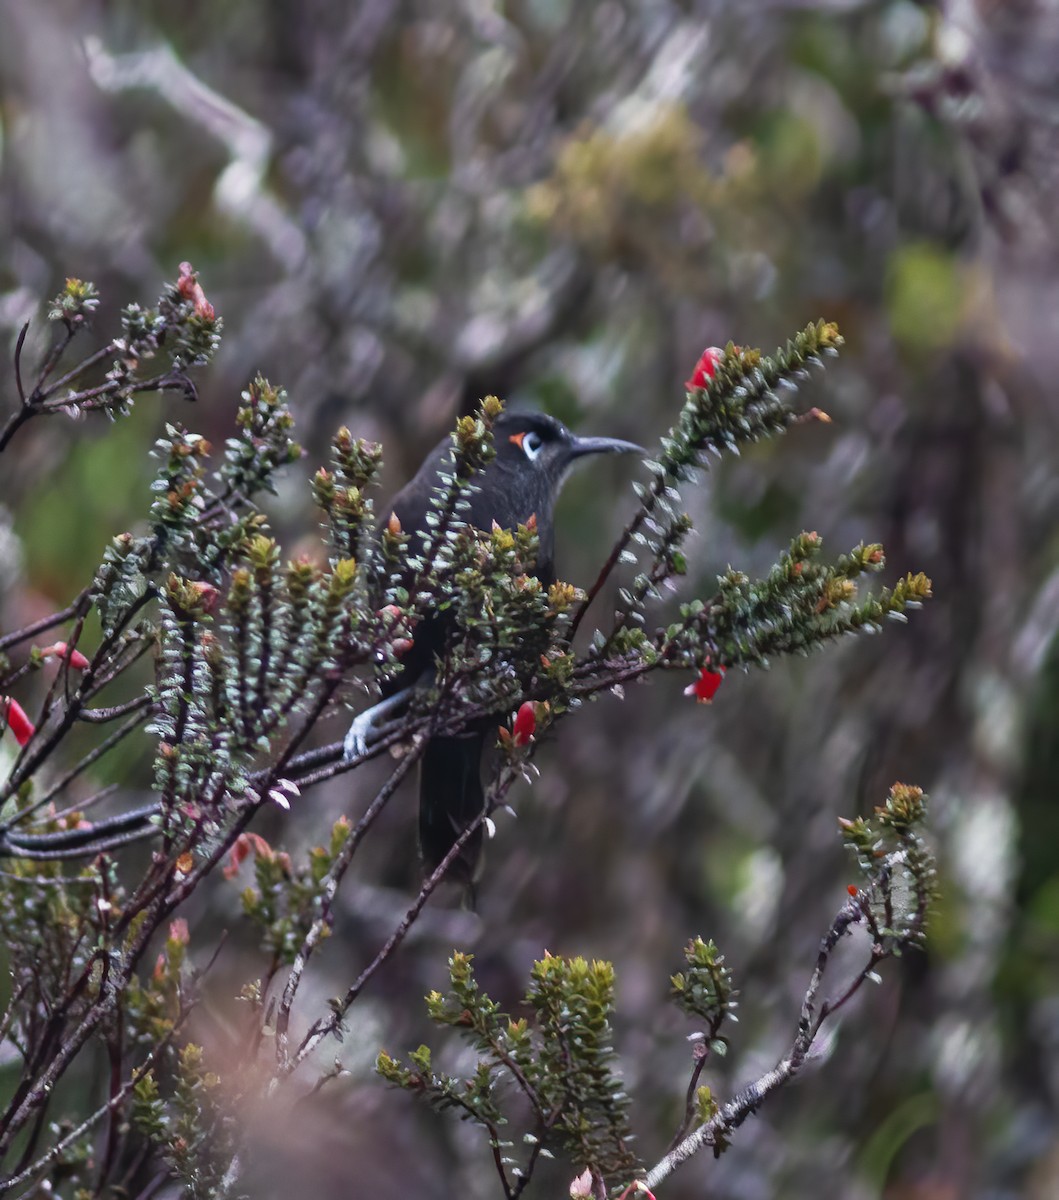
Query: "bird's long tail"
419 732 486 892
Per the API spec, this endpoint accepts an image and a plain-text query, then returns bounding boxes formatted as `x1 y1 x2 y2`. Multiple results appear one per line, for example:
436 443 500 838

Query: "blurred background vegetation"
2 1 1059 1196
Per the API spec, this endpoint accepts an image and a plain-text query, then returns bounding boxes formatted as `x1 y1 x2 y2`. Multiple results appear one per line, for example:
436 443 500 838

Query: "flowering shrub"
0 275 934 1196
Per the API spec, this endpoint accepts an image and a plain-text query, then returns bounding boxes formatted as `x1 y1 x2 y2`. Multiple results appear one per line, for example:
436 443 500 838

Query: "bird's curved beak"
567 434 644 461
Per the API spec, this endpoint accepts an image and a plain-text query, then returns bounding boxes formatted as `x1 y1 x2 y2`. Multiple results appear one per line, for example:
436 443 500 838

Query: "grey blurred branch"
84 37 307 271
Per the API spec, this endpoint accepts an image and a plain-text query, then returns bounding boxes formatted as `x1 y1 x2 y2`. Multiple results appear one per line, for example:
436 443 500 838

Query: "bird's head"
493 411 642 491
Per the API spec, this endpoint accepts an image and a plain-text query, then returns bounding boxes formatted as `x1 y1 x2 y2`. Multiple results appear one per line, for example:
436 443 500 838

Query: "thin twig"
77 694 153 724
37 343 117 402
12 323 29 406
668 1045 710 1153
290 768 519 1073
0 593 92 653
274 746 423 1065
35 710 147 810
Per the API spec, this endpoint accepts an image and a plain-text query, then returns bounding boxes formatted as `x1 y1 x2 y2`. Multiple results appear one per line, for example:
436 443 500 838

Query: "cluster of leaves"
556 326 934 706
427 518 587 732
667 535 933 674
0 267 221 455
93 375 301 636
132 1044 237 1200
239 816 352 971
840 782 937 953
379 788 936 1195
377 949 636 1197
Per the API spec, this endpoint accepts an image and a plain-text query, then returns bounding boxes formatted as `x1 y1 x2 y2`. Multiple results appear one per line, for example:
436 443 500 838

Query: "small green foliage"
877 780 928 834
594 322 918 666
239 819 352 964
132 1071 167 1142
671 937 737 1031
160 270 222 369
315 427 383 560
452 412 499 476
840 783 936 947
378 950 637 1188
663 528 933 676
695 1085 719 1126
48 278 100 324
12 268 223 440
547 580 584 614
527 953 638 1179
130 1043 236 1200
659 322 843 480
121 301 167 359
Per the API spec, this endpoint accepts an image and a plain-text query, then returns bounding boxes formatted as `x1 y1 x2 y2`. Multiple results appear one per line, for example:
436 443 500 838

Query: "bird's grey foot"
343 688 413 761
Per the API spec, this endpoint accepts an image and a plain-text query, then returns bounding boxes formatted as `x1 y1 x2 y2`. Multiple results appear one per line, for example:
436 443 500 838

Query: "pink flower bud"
569 1168 593 1199
2 697 35 746
168 918 190 945
191 582 221 614
39 642 90 671
684 346 724 391
177 261 216 320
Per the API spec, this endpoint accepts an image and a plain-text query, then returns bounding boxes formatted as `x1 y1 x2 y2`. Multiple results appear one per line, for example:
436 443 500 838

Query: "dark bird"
343 409 641 892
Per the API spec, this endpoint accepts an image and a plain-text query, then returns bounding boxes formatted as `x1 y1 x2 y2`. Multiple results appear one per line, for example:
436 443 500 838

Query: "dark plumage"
346 410 641 891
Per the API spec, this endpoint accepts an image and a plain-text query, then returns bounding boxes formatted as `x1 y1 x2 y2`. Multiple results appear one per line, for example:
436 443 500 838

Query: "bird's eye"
520 431 544 460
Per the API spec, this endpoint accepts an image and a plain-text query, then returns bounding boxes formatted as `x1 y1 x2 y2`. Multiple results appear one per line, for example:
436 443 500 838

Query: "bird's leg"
343 687 416 761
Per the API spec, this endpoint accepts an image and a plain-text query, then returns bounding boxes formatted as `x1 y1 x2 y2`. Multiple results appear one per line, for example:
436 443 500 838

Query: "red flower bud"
223 835 252 880
512 701 536 746
684 664 726 704
2 697 35 746
223 831 277 879
684 346 724 391
39 642 90 671
847 884 859 897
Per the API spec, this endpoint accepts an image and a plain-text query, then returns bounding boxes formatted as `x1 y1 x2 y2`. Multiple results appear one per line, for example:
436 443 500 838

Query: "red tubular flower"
2 697 35 746
512 701 536 746
684 346 724 391
684 664 726 704
39 642 90 671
